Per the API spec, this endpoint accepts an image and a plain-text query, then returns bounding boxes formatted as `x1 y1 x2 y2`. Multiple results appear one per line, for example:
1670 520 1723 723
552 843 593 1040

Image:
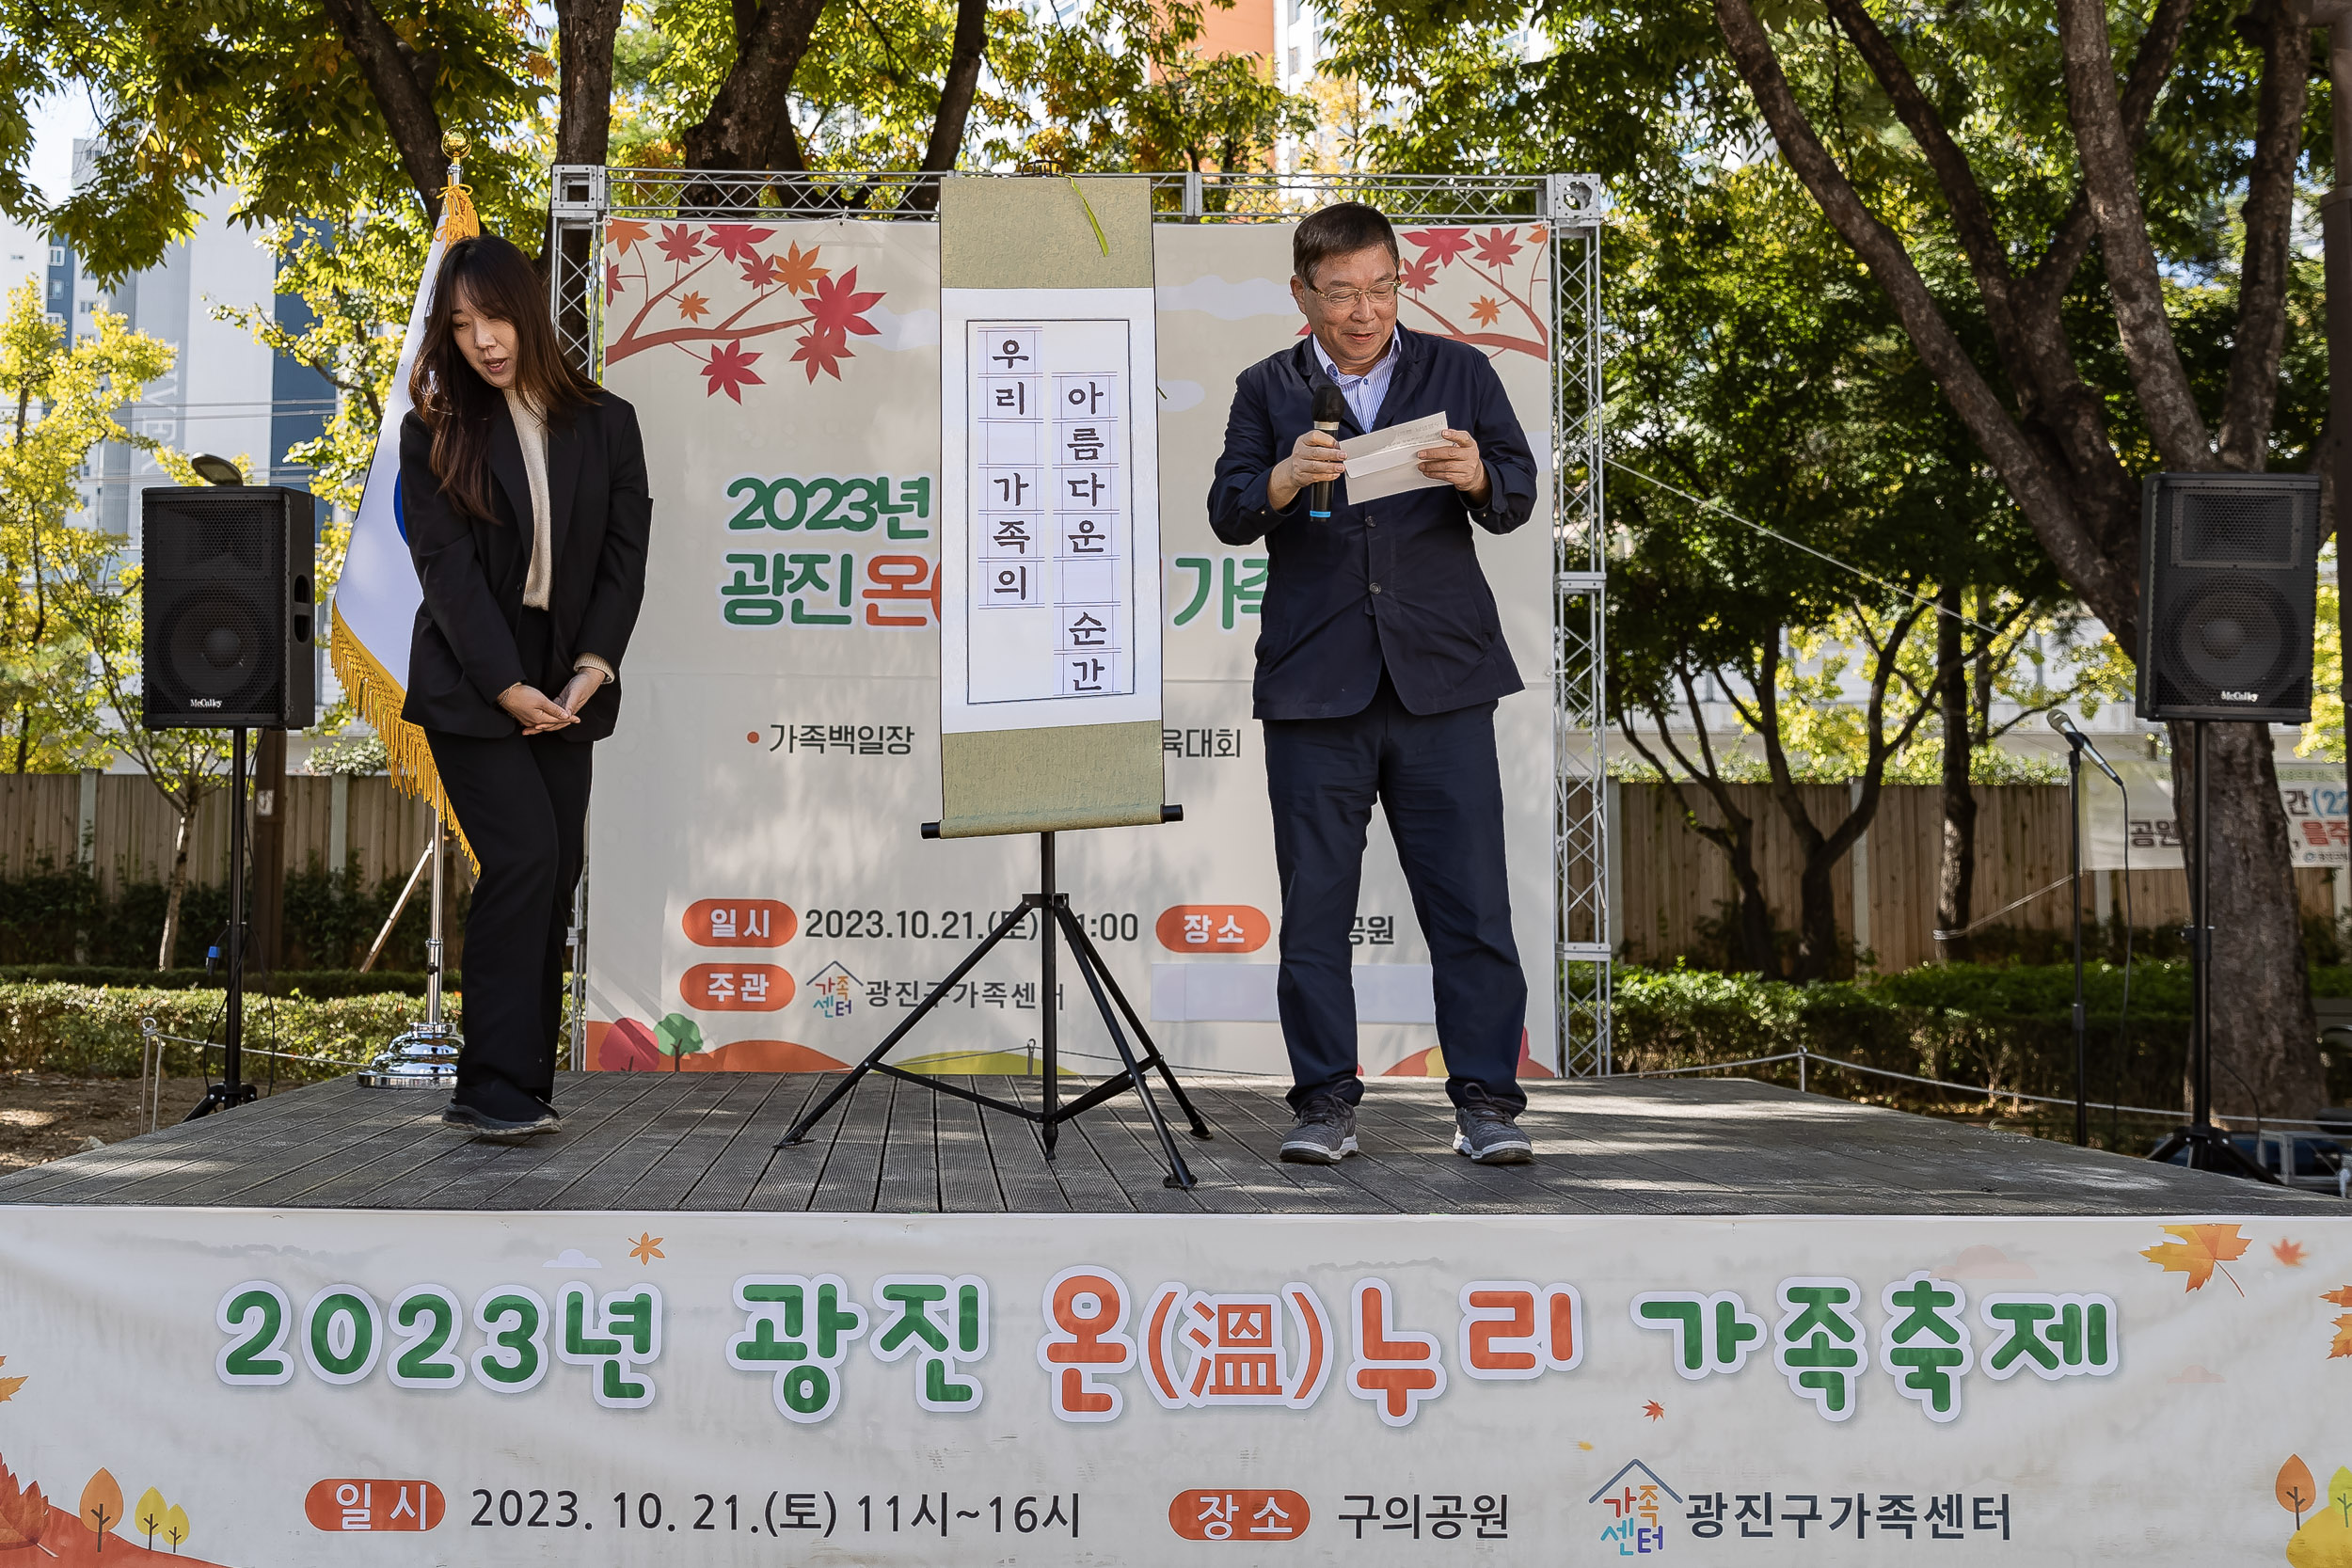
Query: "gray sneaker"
441 1101 561 1143
1280 1098 1359 1164
1454 1104 1533 1164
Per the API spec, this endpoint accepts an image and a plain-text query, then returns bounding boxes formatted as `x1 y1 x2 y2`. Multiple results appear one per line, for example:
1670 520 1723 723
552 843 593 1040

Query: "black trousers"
425 612 593 1120
1263 672 1528 1116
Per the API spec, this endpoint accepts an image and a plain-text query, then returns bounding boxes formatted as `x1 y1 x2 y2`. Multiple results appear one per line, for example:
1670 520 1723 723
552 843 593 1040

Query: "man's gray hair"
1293 202 1399 289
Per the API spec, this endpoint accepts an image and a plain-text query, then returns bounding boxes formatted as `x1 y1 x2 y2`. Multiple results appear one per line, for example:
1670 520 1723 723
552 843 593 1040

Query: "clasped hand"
497 669 606 736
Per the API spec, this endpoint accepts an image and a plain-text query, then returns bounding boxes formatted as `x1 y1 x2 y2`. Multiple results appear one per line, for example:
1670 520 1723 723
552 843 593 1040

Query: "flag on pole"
328 154 480 853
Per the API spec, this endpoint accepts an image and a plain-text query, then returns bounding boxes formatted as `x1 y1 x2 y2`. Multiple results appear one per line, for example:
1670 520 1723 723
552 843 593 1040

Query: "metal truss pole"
1549 176 1612 1078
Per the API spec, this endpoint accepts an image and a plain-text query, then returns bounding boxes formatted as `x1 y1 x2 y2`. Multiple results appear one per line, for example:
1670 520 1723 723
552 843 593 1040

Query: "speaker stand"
184 727 257 1119
359 810 462 1089
2145 721 2280 1183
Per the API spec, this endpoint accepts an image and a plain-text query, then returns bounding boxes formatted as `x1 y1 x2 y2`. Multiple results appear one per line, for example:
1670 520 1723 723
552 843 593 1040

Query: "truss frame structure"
548 166 1613 1077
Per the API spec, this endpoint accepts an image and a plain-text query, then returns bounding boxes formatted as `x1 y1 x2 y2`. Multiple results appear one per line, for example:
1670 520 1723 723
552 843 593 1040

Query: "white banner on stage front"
585 217 1558 1078
0 1206 2345 1563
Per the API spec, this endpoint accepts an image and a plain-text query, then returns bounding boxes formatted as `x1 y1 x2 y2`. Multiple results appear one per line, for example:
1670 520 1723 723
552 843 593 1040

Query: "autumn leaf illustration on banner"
2276 1238 2310 1267
1391 225 1550 360
0 1355 23 1403
603 225 888 393
0 1456 46 1548
2141 1223 2250 1295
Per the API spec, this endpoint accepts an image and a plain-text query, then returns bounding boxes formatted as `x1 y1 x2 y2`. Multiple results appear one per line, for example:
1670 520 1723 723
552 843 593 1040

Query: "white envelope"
1339 411 1451 503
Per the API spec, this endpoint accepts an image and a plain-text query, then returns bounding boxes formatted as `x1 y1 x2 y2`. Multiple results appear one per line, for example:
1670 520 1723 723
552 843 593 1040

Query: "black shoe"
1280 1096 1359 1164
441 1100 561 1143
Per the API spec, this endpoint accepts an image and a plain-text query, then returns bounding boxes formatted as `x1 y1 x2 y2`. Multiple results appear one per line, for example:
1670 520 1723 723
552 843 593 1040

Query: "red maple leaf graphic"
1642 1400 1664 1421
603 261 624 305
657 223 705 264
1403 228 1473 268
792 325 851 382
1472 227 1523 268
806 266 883 338
606 219 651 253
677 292 710 323
699 341 765 402
740 253 785 290
706 223 776 262
1470 295 1503 326
1398 255 1438 294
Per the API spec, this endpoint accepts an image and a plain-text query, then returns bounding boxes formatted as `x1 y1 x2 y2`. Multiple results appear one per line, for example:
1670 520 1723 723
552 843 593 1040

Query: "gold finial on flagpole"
436 129 481 242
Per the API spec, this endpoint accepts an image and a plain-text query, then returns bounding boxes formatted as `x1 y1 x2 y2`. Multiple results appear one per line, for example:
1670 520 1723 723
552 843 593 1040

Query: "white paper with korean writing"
1338 410 1451 504
2 1206 2346 1564
940 286 1163 735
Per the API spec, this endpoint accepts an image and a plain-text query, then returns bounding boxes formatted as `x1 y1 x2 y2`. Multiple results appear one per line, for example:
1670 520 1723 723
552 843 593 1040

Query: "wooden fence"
0 772 2336 974
1613 781 2339 972
0 772 443 894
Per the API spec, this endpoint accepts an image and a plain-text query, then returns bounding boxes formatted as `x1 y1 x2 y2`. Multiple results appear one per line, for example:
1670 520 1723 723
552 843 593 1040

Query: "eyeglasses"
1305 279 1401 307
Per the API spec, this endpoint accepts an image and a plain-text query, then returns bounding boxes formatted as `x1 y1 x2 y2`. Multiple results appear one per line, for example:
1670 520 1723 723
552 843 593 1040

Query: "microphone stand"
2064 735 2087 1146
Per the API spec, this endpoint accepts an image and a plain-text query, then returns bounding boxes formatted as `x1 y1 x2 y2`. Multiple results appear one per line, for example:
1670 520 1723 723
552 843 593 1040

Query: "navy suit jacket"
1207 327 1537 720
398 389 651 743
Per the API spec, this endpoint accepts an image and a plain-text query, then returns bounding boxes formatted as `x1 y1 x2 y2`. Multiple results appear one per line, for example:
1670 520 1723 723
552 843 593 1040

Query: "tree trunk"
2173 720 2326 1119
1935 584 1977 962
1793 855 1843 982
315 0 449 223
907 0 988 211
554 0 624 166
1724 838 1780 977
158 804 195 971
678 0 829 177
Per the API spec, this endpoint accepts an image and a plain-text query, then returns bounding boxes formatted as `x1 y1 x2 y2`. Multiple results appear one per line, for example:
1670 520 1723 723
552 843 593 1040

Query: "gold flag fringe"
328 611 479 874
436 171 481 243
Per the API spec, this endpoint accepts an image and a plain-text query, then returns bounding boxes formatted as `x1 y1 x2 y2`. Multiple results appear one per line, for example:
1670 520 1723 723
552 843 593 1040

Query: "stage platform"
0 1069 2335 1214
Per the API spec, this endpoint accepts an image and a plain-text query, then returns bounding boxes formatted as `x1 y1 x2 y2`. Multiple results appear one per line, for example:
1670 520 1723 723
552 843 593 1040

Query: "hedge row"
0 966 442 996
1607 962 2352 1145
0 983 457 1081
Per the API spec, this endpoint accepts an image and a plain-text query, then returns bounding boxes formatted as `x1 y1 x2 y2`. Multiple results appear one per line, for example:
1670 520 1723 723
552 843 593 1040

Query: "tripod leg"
1055 907 1196 1189
779 901 1034 1148
1060 910 1212 1140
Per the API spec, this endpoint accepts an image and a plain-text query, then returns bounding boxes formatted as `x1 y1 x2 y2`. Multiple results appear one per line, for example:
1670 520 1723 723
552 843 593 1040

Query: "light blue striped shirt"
1312 330 1399 430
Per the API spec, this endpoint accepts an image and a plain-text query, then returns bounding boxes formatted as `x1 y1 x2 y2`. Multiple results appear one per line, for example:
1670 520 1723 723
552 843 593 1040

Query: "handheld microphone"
1309 384 1346 518
2047 710 2123 787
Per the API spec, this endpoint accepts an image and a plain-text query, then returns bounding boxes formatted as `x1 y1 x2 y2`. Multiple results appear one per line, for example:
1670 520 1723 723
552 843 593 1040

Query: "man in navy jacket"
1208 201 1536 1165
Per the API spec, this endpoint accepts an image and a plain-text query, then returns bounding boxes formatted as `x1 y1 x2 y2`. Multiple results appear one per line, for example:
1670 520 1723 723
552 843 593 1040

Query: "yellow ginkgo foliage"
133 1487 167 1548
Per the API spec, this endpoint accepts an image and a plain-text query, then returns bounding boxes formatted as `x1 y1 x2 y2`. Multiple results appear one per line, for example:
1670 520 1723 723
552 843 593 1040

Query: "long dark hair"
408 233 596 522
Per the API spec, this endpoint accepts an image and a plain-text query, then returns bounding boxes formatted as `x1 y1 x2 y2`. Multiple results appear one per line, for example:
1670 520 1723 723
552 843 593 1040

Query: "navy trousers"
1263 673 1528 1115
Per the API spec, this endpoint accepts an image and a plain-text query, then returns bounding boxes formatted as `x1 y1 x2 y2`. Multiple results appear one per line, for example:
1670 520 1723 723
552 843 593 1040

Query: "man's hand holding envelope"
1335 410 1491 505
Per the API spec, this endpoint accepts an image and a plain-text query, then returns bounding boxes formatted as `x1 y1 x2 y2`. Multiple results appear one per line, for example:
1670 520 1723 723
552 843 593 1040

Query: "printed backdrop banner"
584 214 1558 1077
0 1208 2345 1563
2082 758 2348 871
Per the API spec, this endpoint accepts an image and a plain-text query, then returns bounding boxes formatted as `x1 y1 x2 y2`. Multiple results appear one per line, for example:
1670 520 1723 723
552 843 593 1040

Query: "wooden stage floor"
0 1069 2338 1215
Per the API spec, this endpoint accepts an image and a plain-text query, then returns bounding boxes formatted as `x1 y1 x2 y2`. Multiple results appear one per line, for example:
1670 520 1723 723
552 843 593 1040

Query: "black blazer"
1207 327 1537 721
398 389 651 742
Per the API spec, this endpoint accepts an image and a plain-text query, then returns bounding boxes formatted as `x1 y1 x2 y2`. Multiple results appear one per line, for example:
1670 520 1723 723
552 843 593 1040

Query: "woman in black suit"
401 233 651 1139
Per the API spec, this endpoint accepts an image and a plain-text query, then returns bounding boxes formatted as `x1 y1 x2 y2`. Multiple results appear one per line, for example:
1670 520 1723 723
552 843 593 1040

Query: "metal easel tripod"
2145 721 2280 1183
778 826 1213 1189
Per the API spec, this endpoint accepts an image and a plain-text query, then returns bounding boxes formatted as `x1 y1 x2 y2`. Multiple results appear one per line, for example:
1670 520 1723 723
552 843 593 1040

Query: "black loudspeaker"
141 486 317 730
2134 472 2320 724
